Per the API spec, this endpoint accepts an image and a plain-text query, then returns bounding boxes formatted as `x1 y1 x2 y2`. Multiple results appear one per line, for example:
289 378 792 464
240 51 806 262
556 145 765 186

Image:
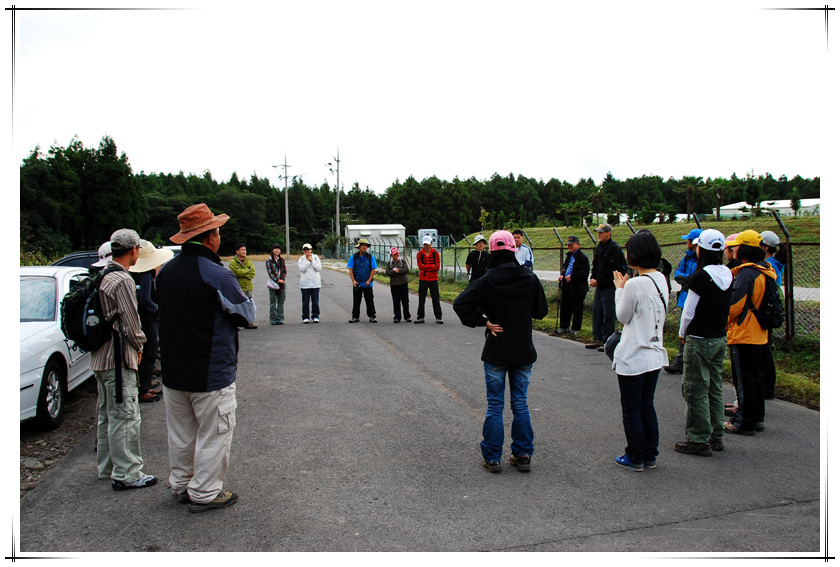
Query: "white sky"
9 0 836 194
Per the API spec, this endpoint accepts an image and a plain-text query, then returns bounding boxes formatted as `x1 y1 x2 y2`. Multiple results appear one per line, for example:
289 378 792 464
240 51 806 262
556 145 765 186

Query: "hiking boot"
188 491 238 513
404 317 411 323
176 491 191 504
112 474 157 491
710 436 724 452
723 422 755 436
644 459 657 469
436 318 443 324
509 454 531 473
663 364 683 374
348 318 360 323
394 318 400 323
414 318 425 324
614 454 643 472
674 440 712 457
585 340 604 349
554 327 570 336
724 403 737 417
482 460 501 474
139 391 162 403
369 317 378 323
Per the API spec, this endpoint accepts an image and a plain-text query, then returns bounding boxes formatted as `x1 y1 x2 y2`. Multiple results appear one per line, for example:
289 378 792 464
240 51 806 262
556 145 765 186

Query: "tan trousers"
163 382 237 504
95 368 145 482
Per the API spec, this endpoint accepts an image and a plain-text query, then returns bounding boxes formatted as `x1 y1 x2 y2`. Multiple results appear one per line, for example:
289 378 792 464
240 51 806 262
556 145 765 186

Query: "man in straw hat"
156 203 256 513
90 228 157 491
129 240 174 402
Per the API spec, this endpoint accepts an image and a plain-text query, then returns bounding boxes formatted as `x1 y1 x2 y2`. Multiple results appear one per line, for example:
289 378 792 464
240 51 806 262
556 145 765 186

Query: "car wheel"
34 359 66 430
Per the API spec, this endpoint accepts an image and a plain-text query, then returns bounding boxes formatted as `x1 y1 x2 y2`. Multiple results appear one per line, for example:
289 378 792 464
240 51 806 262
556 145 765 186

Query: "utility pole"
272 156 292 260
327 148 341 257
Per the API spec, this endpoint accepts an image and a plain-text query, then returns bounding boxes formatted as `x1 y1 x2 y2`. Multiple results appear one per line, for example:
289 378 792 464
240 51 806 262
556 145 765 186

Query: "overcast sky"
10 0 835 196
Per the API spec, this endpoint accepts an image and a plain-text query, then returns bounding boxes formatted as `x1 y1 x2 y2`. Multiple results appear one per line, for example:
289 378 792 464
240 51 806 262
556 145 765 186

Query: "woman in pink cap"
385 247 411 323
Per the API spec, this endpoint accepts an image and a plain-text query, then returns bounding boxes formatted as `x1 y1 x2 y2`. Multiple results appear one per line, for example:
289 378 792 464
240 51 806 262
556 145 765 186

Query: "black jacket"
590 238 626 289
561 248 590 297
466 249 489 281
453 260 548 367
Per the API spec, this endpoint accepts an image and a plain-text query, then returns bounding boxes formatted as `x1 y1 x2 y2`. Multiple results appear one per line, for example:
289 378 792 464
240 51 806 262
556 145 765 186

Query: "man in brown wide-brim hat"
156 203 256 513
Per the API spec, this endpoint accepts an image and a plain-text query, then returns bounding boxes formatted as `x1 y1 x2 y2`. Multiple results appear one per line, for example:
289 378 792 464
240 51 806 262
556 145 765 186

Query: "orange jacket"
727 261 777 345
417 247 440 282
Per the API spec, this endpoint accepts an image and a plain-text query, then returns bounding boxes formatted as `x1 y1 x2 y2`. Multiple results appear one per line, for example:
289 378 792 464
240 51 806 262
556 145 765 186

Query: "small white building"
717 199 820 218
344 224 406 247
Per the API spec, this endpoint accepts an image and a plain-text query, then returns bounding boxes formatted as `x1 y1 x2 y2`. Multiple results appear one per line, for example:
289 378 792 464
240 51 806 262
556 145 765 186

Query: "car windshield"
20 276 57 322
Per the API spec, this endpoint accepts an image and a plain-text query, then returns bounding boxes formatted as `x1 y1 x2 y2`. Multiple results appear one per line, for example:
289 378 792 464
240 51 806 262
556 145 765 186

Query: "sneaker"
644 459 657 469
663 364 683 374
312 317 320 323
188 491 238 513
404 317 412 323
614 454 643 472
724 403 737 417
710 436 724 452
723 422 755 436
597 346 605 352
348 318 360 323
369 317 378 323
509 454 531 473
414 318 425 324
436 318 444 324
570 330 580 337
112 474 157 491
303 318 310 324
482 460 501 473
674 440 712 457
554 327 570 336
176 491 191 504
585 340 604 349
246 324 258 329
394 318 400 323
754 421 765 432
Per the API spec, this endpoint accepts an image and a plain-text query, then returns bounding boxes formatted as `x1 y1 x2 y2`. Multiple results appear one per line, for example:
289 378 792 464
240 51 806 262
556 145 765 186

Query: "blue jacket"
347 251 377 288
674 249 698 308
157 242 256 392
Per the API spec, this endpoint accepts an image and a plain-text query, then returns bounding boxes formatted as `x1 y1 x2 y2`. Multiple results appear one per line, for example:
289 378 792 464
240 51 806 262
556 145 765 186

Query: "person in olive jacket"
557 235 590 336
385 247 411 323
453 230 548 474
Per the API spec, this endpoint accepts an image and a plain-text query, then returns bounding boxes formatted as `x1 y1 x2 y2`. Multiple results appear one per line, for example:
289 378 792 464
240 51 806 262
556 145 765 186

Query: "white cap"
696 229 726 252
473 234 487 245
91 241 112 268
422 235 432 245
760 231 781 247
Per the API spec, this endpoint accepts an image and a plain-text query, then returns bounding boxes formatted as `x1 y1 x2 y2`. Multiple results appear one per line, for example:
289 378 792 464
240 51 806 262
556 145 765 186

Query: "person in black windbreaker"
586 224 626 350
454 230 548 474
557 235 590 337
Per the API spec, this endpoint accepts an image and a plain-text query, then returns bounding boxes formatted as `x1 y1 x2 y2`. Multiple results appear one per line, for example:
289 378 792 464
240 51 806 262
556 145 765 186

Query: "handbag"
267 279 280 290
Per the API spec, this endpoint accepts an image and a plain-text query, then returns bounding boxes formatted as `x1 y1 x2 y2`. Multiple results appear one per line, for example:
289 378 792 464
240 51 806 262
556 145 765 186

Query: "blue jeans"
481 363 534 463
616 369 660 464
301 288 320 319
592 287 616 342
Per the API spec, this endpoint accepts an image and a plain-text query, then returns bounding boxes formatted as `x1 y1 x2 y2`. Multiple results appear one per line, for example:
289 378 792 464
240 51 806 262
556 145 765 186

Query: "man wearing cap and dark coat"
453 230 548 473
466 234 489 283
90 229 157 491
156 203 256 513
586 224 626 350
558 235 590 336
385 247 411 323
347 238 378 323
664 228 702 373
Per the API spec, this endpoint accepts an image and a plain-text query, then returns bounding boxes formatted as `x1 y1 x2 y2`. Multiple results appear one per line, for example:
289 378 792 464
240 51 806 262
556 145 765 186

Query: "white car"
20 266 94 429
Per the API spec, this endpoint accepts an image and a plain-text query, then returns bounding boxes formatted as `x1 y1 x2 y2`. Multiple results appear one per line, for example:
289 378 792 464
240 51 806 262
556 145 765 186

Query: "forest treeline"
20 136 820 257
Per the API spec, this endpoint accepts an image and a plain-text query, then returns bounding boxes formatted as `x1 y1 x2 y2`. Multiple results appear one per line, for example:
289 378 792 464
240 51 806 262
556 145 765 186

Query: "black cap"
566 235 580 244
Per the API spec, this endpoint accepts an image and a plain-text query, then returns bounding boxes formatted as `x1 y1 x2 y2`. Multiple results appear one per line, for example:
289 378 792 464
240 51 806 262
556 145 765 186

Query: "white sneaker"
312 317 319 323
303 318 310 324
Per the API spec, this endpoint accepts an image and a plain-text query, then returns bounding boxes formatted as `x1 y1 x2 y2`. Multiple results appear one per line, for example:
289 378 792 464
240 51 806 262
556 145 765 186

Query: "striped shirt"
90 261 146 372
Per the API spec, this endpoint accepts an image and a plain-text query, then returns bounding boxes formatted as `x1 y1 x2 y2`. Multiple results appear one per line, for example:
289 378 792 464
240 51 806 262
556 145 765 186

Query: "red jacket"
417 247 440 282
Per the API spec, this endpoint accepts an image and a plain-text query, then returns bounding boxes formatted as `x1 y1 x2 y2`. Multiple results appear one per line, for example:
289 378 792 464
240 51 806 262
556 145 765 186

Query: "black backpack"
60 266 121 352
746 273 785 330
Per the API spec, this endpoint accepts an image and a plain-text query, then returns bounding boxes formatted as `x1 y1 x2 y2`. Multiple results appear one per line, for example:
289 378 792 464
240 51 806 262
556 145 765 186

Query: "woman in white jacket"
298 243 322 323
611 230 669 472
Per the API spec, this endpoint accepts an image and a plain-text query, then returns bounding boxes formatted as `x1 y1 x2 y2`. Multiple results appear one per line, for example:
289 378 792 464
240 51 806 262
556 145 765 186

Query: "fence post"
583 224 597 245
692 213 703 230
772 210 794 340
626 220 638 234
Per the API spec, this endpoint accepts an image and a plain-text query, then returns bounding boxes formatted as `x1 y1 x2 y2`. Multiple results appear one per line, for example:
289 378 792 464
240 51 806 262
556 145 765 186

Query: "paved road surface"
18 259 821 554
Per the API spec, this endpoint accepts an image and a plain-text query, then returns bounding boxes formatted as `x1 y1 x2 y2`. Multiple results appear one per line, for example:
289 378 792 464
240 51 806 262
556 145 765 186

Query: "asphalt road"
18 258 821 554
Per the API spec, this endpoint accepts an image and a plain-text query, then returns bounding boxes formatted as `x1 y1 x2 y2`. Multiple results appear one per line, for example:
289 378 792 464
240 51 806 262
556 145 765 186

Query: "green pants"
95 368 146 483
681 336 727 443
